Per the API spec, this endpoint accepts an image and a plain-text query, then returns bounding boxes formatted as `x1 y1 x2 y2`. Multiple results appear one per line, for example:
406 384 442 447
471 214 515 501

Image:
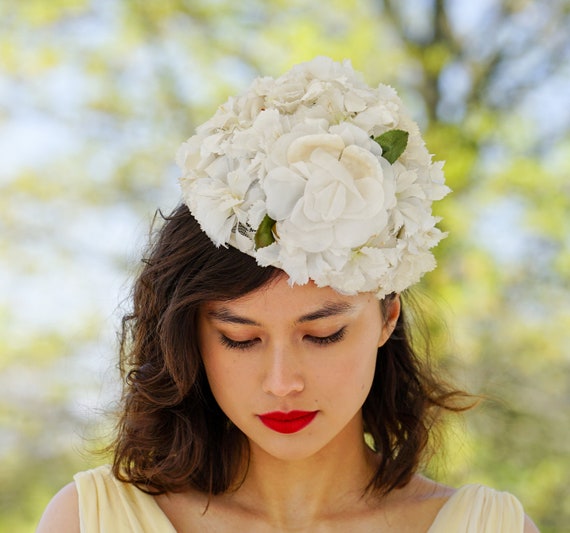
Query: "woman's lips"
258 410 318 434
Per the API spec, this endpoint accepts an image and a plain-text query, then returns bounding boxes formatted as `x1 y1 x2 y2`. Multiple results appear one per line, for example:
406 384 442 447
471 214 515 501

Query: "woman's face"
198 274 399 462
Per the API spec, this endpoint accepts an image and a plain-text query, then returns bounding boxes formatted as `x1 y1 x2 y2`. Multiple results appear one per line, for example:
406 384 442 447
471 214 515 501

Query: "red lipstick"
258 410 318 434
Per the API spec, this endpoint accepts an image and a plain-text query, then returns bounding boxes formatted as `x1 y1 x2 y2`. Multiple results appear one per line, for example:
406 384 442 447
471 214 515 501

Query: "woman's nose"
261 345 304 397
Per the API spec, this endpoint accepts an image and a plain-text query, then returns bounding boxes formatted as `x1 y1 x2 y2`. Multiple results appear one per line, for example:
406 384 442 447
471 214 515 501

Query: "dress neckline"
145 481 479 531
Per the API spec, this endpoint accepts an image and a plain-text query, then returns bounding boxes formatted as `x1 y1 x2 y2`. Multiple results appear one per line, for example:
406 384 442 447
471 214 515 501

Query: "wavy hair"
111 204 470 495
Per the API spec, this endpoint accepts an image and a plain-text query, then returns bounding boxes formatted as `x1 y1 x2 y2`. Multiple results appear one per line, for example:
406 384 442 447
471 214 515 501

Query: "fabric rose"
258 129 397 285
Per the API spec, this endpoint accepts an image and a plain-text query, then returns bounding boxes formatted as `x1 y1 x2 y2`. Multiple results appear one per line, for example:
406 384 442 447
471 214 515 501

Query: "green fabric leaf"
254 214 276 249
374 129 409 164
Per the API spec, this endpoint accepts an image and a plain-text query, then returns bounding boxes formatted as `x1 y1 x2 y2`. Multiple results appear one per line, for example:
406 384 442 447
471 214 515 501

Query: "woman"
38 57 539 532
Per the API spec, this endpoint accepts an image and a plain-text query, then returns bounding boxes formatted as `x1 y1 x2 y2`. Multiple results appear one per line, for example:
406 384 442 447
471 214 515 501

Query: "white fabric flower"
264 132 395 254
177 56 449 298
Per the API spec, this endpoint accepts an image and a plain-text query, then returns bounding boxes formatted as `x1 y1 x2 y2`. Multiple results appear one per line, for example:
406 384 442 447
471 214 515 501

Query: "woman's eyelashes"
218 327 347 351
219 335 259 351
304 327 346 345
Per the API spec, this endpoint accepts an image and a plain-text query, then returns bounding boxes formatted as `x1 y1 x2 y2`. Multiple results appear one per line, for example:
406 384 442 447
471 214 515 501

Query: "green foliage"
8 0 88 26
374 129 409 164
255 215 277 249
424 124 478 192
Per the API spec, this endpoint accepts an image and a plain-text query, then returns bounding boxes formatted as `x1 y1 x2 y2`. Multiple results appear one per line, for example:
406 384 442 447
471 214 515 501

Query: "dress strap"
74 465 176 533
427 484 525 532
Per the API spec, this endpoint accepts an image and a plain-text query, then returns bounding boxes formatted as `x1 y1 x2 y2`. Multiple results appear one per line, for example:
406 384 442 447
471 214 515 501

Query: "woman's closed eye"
219 335 260 351
305 327 346 345
219 327 347 351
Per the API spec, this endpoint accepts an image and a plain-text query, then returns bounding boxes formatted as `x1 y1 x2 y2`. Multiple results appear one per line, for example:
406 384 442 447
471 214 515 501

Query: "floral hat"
176 56 449 299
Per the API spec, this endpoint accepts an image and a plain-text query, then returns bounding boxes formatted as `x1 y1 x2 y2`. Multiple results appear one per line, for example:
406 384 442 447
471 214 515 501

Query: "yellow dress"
75 466 525 532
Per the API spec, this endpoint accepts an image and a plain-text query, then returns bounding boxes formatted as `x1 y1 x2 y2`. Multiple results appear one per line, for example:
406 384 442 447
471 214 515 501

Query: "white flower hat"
176 56 449 299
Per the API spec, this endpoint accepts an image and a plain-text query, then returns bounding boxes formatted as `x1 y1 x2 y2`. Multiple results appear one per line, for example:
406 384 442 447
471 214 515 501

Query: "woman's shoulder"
425 479 539 533
37 465 177 533
36 466 115 533
36 481 80 533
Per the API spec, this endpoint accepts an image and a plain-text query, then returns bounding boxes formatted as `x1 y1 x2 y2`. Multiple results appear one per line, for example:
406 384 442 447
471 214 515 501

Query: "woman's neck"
227 414 380 529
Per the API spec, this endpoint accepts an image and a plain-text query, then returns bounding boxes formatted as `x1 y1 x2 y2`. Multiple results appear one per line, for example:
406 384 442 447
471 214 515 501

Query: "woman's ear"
378 294 401 347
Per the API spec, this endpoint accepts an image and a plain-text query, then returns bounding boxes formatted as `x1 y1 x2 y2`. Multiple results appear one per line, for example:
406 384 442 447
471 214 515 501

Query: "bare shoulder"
524 514 541 533
371 475 455 531
410 476 540 532
406 474 456 503
155 486 212 531
36 482 80 533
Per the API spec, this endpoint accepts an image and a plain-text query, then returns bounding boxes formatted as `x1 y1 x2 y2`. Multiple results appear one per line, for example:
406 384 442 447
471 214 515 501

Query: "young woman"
38 57 539 532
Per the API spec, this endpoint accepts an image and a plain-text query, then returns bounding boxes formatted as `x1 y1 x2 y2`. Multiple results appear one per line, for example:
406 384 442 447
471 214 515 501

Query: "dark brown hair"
111 204 469 495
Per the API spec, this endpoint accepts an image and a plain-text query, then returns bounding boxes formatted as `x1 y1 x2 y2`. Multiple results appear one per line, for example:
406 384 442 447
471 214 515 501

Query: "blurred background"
1 0 569 531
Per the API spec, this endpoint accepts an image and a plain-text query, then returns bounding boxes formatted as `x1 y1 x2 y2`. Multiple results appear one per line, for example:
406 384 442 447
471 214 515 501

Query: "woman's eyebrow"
207 301 355 326
297 301 355 323
207 308 260 326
